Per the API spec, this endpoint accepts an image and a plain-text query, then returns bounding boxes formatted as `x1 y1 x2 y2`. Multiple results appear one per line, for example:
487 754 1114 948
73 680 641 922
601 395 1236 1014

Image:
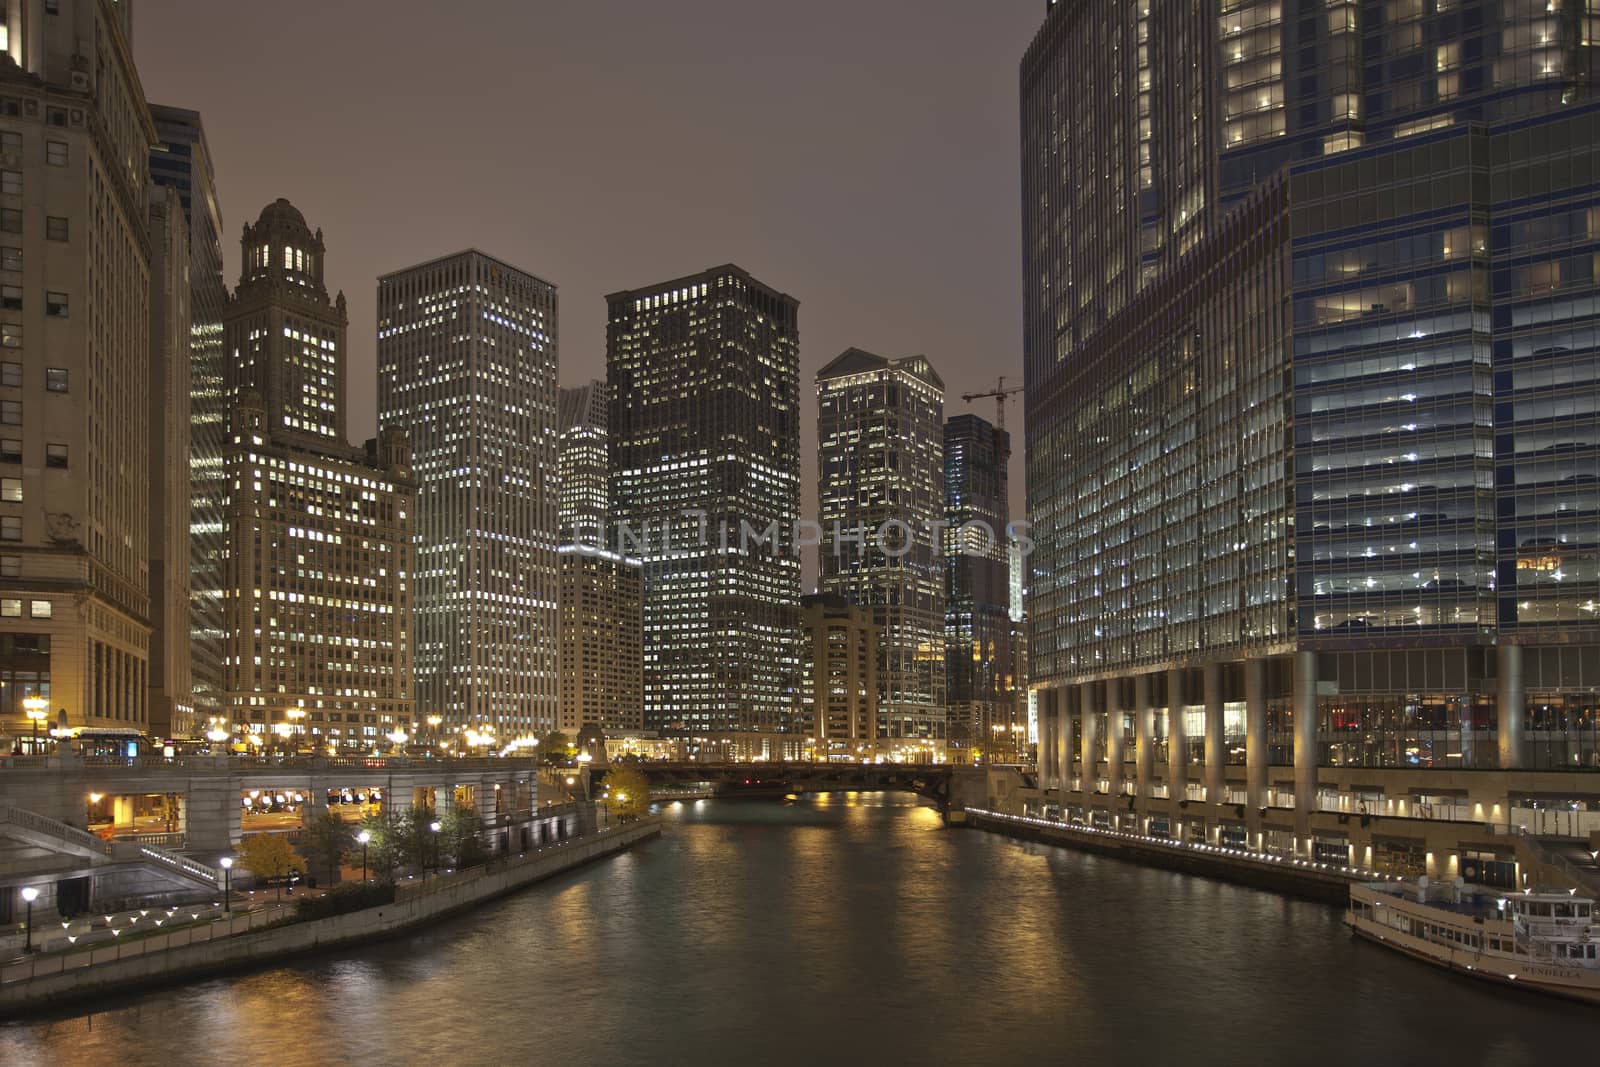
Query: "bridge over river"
604 762 965 811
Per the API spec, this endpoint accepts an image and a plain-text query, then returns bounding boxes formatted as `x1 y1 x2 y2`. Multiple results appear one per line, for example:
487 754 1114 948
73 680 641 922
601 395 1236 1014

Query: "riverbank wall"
963 808 1363 904
0 817 661 1016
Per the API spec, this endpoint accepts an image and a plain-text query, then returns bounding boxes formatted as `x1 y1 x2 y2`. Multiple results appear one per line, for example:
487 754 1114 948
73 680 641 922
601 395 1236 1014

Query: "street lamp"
219 856 233 912
427 820 441 882
576 751 593 802
23 696 47 752
19 886 38 952
356 830 371 882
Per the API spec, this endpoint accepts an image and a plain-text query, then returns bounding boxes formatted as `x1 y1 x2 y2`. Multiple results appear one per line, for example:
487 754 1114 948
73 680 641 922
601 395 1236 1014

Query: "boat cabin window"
1553 903 1572 918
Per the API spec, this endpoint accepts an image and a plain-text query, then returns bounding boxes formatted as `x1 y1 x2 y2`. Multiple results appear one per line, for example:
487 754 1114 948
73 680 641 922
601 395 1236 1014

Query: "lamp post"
19 886 37 952
22 696 46 753
427 820 440 882
219 856 233 912
576 751 593 802
357 830 371 882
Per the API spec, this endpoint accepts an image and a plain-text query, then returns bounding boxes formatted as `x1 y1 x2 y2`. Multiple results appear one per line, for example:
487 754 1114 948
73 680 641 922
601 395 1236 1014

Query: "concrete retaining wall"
1 818 661 1016
964 809 1356 904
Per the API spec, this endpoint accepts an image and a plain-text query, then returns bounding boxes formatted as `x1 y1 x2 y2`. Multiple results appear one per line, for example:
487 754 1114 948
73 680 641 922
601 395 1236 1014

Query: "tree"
604 767 650 822
393 804 437 871
540 731 573 766
439 806 486 869
298 807 355 886
239 833 306 901
347 810 402 881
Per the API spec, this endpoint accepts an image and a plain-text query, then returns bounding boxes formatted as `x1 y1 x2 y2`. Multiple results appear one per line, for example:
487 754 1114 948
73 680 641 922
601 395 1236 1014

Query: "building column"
1293 650 1318 844
1204 662 1224 812
1049 687 1062 796
1166 667 1187 793
1133 673 1153 808
1054 686 1070 793
1497 643 1524 771
1244 657 1267 826
1079 683 1098 797
1105 679 1124 805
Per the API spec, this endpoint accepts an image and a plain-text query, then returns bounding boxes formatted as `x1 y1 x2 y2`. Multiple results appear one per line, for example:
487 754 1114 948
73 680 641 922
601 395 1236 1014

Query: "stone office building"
222 200 415 750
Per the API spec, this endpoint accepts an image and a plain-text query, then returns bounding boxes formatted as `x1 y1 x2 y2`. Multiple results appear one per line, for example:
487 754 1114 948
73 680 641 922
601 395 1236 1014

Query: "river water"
2 794 1594 1066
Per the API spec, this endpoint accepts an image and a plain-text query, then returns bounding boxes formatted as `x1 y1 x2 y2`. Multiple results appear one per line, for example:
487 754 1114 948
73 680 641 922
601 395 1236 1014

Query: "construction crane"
961 376 1024 431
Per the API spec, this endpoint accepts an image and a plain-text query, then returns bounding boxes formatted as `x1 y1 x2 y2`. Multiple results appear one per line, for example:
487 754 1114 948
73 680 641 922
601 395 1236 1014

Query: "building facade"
377 250 560 741
816 349 946 761
944 413 1015 759
223 200 415 749
1024 0 1600 872
556 377 642 736
0 0 157 743
149 104 228 731
799 592 878 761
558 379 609 547
145 185 191 738
558 545 643 736
607 265 802 758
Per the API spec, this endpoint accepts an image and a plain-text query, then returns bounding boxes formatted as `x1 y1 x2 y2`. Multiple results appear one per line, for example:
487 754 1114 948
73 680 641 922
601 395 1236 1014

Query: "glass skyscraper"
1025 0 1600 869
607 265 801 758
149 105 227 731
944 413 1016 758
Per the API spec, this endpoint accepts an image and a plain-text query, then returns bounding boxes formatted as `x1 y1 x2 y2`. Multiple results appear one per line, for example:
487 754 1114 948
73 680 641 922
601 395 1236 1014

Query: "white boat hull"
1347 912 1600 1006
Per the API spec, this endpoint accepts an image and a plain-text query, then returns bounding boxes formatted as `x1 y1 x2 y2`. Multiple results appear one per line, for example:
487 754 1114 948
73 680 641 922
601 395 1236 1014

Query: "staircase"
125 840 221 889
0 803 220 889
1525 836 1600 895
0 803 113 859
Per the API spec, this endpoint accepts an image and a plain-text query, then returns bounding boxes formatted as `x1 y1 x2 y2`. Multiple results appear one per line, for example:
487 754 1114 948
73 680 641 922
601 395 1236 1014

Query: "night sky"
134 1 1040 555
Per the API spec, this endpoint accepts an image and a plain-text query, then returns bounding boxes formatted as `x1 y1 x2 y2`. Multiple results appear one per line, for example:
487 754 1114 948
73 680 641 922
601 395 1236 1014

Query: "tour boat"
1347 879 1600 1004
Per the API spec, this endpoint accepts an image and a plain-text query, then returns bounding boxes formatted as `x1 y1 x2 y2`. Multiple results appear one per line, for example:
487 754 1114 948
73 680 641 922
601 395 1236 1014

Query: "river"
2 794 1594 1065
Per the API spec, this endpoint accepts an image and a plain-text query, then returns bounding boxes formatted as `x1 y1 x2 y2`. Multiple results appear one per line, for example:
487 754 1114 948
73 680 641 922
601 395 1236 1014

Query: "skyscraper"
558 380 609 547
555 377 642 737
223 200 415 748
607 265 801 758
146 186 192 738
1024 0 1600 870
944 413 1014 759
378 251 560 740
0 1 156 741
816 349 946 761
149 104 228 733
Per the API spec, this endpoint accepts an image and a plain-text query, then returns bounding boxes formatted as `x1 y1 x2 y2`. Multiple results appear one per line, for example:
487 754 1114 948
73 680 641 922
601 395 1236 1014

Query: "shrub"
293 879 395 921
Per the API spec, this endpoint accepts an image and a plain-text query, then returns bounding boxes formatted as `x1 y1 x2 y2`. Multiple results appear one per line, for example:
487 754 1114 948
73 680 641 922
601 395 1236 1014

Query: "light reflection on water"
2 794 1593 1067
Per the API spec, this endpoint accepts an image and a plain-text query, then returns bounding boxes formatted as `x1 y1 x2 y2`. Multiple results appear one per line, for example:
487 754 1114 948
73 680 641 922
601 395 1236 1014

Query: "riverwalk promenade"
0 816 661 1016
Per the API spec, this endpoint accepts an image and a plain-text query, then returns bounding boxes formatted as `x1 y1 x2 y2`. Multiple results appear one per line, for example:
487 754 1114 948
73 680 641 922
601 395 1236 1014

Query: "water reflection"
2 794 1594 1067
